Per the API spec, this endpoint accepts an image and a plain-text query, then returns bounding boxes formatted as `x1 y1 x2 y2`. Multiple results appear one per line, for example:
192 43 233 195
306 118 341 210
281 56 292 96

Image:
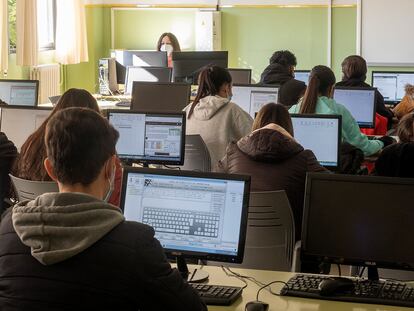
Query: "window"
8 0 56 53
37 0 56 50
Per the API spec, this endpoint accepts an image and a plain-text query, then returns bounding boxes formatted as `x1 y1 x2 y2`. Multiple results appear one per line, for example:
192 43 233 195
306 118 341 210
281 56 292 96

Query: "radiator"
30 64 60 104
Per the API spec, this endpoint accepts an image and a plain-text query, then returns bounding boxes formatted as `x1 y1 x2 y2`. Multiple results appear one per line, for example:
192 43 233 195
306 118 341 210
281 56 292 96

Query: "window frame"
37 0 57 51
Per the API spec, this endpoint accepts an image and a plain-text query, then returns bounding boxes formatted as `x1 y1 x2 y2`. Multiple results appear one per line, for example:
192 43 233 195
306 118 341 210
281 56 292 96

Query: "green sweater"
289 96 384 156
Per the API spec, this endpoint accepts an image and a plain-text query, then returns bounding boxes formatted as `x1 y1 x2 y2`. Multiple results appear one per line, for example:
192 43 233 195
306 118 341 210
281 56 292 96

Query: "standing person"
336 55 394 127
184 66 253 168
260 50 307 107
217 103 326 240
156 32 181 67
289 65 394 156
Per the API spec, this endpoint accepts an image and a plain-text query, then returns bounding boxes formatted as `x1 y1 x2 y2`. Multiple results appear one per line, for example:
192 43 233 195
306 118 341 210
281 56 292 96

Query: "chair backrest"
208 190 295 271
9 174 59 202
179 135 211 172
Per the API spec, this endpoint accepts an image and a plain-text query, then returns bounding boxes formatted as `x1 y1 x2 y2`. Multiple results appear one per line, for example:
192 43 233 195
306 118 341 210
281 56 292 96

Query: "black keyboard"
281 274 414 308
190 283 242 305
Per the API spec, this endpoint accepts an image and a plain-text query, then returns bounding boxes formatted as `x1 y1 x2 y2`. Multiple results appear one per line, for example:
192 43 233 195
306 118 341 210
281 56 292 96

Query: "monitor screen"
372 71 414 104
302 173 414 272
108 110 186 165
0 80 39 107
333 87 376 128
131 82 190 112
232 84 279 117
295 70 310 85
172 51 228 84
0 106 51 151
291 114 341 168
125 67 172 95
120 167 250 263
228 68 252 84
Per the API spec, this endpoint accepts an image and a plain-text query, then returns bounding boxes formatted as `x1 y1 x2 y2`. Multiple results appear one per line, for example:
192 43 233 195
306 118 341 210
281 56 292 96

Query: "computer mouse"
318 277 355 296
245 301 269 311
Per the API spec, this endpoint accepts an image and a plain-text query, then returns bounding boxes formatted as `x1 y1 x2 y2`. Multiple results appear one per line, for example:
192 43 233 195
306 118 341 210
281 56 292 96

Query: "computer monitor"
291 114 341 169
0 79 39 107
333 86 376 128
295 70 310 85
120 167 250 281
124 66 173 95
228 68 252 84
111 50 168 84
372 71 414 105
172 51 228 84
131 82 191 112
0 106 51 151
302 173 414 280
232 84 279 118
107 110 186 165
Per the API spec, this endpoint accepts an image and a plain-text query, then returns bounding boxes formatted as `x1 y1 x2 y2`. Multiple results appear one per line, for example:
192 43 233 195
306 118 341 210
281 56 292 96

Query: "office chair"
9 174 59 202
179 135 211 172
209 191 295 271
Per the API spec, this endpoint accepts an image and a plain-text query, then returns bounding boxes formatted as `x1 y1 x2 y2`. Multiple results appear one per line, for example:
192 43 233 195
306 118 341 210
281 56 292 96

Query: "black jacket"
0 132 17 214
374 142 414 178
336 79 394 125
260 63 306 107
0 204 207 311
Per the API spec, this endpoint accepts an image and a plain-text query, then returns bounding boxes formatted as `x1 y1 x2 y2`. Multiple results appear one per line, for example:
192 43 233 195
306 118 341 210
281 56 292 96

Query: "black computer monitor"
124 66 173 95
302 173 414 280
131 81 191 112
0 79 39 106
0 106 52 151
228 68 252 84
112 50 168 84
291 114 341 169
120 167 250 281
371 71 414 105
172 51 228 84
295 70 311 85
333 86 376 128
107 110 186 165
232 84 279 118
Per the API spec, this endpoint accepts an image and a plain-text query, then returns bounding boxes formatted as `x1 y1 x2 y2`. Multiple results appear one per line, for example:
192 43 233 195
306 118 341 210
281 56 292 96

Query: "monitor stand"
367 266 379 281
176 256 209 283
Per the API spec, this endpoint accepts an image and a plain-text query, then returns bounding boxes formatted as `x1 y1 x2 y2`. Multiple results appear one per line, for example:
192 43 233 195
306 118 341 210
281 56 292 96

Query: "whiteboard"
361 0 414 66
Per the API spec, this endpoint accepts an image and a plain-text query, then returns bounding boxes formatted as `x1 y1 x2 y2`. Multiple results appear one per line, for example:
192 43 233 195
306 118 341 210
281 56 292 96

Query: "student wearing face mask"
184 66 253 168
156 32 181 67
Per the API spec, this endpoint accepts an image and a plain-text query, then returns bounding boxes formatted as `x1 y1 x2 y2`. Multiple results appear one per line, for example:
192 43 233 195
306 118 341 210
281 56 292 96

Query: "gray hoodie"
12 192 124 265
184 95 253 168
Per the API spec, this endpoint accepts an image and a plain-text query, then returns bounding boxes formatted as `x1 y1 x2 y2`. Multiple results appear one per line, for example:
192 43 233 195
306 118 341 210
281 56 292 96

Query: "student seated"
13 88 122 206
393 84 414 120
0 108 206 311
259 50 307 107
216 103 326 240
336 55 394 127
289 65 394 156
0 132 17 215
375 113 414 177
184 66 253 167
156 32 181 67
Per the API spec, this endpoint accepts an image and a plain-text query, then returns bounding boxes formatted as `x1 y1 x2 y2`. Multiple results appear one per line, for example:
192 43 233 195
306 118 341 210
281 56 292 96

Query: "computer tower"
98 58 118 95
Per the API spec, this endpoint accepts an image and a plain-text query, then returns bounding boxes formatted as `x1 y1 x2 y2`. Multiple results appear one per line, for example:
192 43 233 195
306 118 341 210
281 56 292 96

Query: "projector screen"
361 0 414 66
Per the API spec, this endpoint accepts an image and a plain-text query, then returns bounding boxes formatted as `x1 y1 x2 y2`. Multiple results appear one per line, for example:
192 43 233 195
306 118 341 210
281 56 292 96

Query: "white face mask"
160 43 174 54
103 164 116 203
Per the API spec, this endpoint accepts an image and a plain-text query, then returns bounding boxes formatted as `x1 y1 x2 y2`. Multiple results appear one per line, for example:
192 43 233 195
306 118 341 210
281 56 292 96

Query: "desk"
196 265 412 311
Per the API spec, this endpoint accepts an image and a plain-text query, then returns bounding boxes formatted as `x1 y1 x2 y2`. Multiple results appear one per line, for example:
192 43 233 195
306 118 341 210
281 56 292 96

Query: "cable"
359 267 366 278
256 280 289 301
337 264 342 277
220 266 248 289
163 165 181 170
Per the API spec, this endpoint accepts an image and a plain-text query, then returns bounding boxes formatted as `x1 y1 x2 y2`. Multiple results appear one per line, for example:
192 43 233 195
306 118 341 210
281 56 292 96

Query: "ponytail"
299 65 336 114
188 66 232 119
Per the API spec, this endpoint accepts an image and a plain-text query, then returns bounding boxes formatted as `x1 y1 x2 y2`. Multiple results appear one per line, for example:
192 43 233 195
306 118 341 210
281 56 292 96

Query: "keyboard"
142 207 220 237
190 283 242 305
281 274 414 308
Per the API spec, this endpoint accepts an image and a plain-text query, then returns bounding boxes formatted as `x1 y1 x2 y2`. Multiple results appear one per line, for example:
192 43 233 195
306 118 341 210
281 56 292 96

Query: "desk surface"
197 265 412 311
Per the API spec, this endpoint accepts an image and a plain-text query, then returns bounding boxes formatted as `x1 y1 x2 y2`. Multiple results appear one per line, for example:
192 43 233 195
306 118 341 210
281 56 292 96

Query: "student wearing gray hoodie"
0 108 206 311
184 66 253 168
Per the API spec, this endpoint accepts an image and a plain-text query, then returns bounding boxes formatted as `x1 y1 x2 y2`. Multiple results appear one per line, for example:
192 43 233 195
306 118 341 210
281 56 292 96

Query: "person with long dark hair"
289 65 393 156
156 32 181 67
184 66 253 167
217 103 325 240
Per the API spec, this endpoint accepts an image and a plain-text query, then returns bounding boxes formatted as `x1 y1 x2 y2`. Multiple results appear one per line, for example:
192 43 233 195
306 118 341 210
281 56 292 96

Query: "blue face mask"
103 164 115 203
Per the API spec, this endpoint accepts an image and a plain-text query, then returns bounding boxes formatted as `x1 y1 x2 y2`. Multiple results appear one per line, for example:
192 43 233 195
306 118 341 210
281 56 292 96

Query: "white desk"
195 265 412 311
